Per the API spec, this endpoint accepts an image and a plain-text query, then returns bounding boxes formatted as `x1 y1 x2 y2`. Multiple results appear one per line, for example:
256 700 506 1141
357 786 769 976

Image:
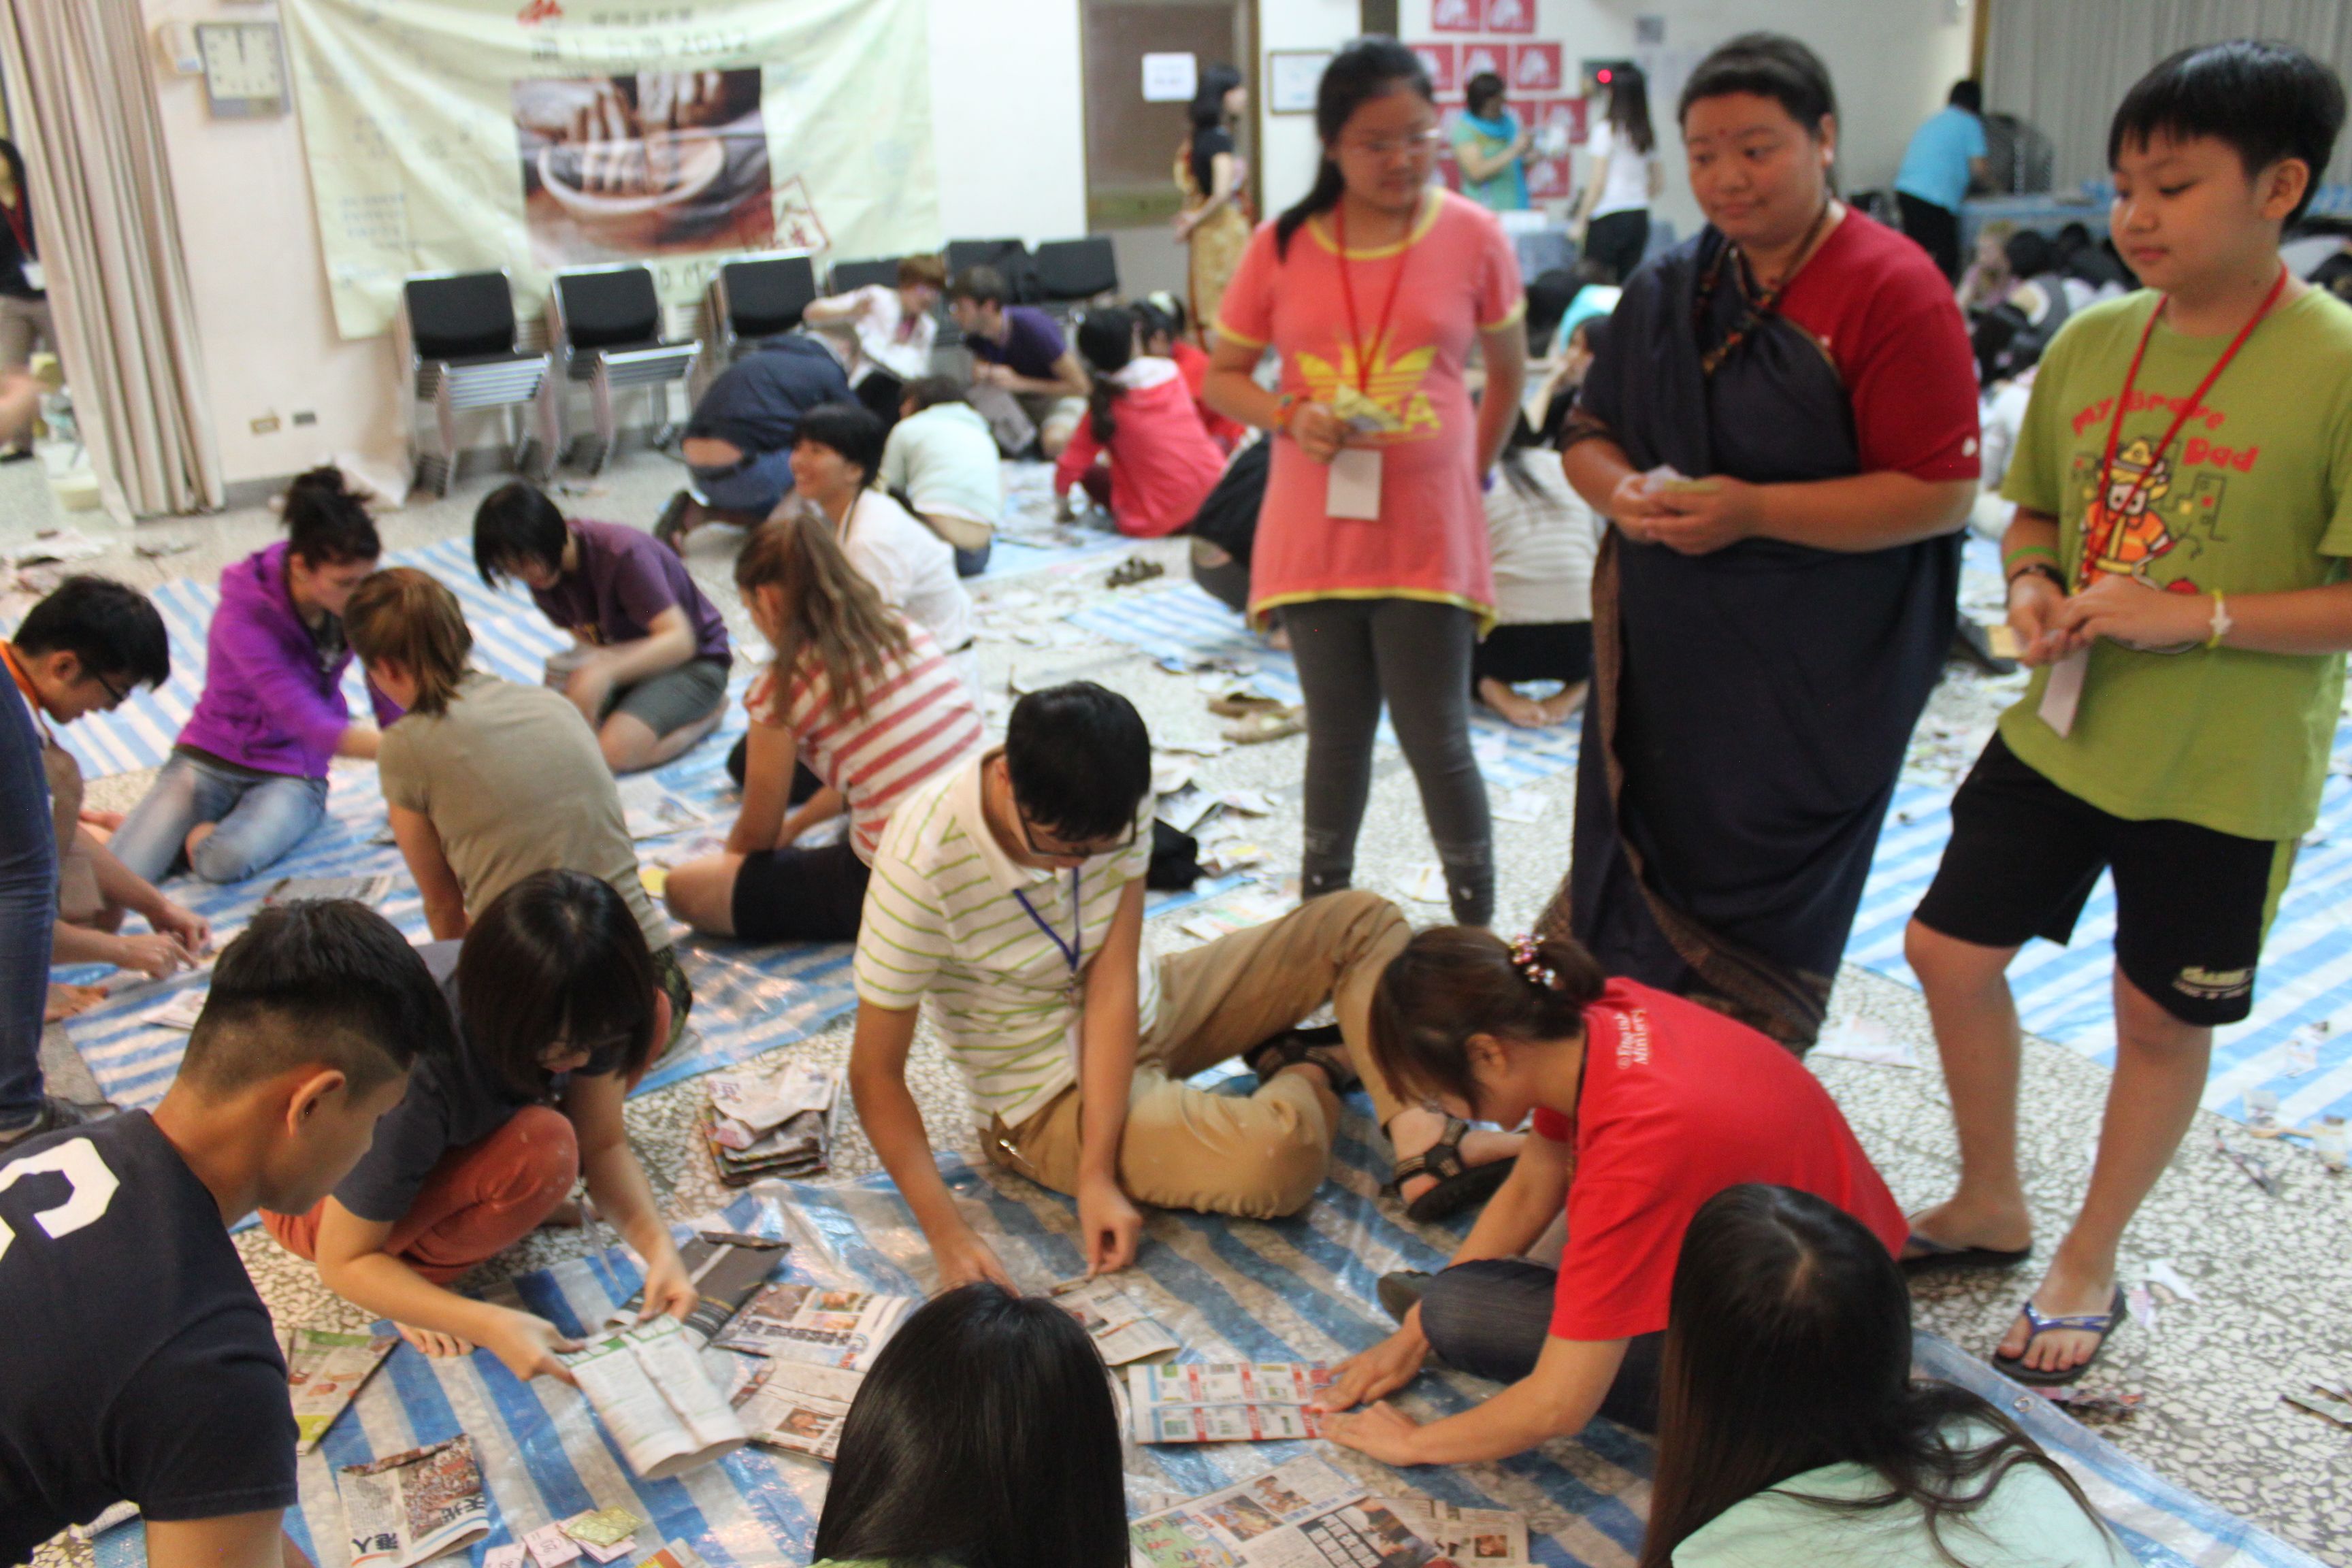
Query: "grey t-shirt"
378 670 670 956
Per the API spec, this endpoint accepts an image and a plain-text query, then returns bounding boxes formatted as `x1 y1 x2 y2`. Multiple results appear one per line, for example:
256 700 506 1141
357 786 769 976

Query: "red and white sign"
1483 0 1536 34
1427 0 1481 33
1410 42 1458 95
1524 156 1570 199
1512 42 1563 93
1459 42 1507 84
1530 96 1589 147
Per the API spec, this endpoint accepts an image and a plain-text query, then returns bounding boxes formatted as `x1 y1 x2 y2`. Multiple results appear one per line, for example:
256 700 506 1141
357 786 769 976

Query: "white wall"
136 0 1090 495
1256 0 1362 220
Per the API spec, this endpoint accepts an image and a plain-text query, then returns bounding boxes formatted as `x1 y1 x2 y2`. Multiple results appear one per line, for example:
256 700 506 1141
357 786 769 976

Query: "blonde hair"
345 568 474 716
734 505 913 710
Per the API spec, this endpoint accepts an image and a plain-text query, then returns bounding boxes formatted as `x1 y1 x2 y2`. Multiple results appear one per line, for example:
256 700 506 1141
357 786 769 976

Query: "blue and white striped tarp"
88 1128 2325 1568
1064 581 1582 794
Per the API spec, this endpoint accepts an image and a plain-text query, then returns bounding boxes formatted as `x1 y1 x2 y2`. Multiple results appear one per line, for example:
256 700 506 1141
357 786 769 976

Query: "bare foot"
397 1322 475 1357
45 983 104 1022
1386 1105 1522 1207
1901 1196 2032 1262
1998 1257 2121 1378
1477 676 1552 729
79 807 125 832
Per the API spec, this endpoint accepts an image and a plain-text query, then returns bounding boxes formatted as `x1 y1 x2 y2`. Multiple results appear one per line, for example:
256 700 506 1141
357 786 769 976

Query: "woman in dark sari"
1553 34 1980 1048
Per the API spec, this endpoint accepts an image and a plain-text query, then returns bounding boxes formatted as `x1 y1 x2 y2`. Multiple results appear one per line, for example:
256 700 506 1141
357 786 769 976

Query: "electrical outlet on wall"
292 411 317 427
250 413 280 435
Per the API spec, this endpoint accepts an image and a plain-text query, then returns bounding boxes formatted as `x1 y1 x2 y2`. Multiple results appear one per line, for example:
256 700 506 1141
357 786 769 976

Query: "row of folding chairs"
397 238 1122 496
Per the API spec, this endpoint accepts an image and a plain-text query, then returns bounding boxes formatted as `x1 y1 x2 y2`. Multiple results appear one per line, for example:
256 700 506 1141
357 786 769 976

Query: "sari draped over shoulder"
1544 229 1959 1048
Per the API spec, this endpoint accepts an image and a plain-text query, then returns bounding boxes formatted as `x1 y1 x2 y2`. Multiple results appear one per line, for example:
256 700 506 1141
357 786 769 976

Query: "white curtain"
1987 1 2352 196
0 0 223 517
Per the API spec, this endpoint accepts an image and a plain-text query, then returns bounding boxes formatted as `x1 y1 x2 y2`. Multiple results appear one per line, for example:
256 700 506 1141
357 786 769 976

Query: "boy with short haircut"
1904 42 2352 1385
945 265 1091 458
851 682 1426 1290
3 576 209 998
0 899 452 1568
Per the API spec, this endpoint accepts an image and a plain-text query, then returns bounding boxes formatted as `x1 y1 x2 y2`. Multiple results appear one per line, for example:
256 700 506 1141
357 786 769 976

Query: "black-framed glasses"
1017 805 1138 862
92 670 131 709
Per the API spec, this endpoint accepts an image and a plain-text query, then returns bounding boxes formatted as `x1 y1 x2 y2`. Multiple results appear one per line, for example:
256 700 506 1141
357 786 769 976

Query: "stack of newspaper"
337 1435 491 1568
282 1326 397 1454
1129 1456 1449 1568
700 1063 838 1185
1128 1361 1334 1444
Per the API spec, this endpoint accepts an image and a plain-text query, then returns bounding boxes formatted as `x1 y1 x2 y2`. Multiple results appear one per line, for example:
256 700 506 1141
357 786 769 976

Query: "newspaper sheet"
1128 1362 1332 1444
1375 1499 1529 1565
1050 1275 1181 1365
562 1316 747 1480
339 1435 490 1568
715 1281 913 1371
732 1356 864 1461
283 1326 398 1454
1129 1456 1448 1568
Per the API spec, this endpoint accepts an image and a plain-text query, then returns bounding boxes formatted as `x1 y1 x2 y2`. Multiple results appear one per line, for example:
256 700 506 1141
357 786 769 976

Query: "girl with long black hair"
1570 63 1662 282
1642 1185 2127 1567
1175 64 1251 341
1054 305 1226 538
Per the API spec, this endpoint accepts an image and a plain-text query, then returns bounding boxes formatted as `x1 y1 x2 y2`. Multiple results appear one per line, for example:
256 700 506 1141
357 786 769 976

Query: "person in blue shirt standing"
1895 80 1991 282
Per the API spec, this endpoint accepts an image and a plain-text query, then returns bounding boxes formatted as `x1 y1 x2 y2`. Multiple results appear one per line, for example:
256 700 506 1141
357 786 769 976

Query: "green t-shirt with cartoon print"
1997 286 2352 841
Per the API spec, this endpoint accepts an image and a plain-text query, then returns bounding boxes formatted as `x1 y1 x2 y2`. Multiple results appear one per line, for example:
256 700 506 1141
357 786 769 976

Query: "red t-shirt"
1772 210 1982 483
1169 339 1247 451
1531 979 1906 1342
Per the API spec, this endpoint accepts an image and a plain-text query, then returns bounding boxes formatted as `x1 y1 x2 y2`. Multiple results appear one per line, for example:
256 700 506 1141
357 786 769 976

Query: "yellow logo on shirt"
1298 338 1443 440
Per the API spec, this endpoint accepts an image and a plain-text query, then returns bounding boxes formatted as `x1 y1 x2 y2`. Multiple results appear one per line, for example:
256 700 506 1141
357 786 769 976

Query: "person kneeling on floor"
1 899 448 1568
1315 927 1905 1463
849 681 1520 1290
475 480 734 774
263 871 700 1380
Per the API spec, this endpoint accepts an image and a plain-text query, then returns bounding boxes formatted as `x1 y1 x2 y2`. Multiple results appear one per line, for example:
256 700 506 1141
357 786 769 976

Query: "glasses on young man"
91 671 132 709
1016 806 1138 862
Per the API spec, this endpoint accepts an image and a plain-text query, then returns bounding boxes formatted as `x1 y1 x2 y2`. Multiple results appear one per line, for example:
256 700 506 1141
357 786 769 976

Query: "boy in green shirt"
1902 41 2352 1385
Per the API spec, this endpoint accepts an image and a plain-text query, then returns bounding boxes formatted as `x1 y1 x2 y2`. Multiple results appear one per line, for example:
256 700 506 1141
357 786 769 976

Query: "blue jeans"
110 751 329 885
0 683 56 1125
953 540 992 578
691 447 794 517
1417 1259 1665 1434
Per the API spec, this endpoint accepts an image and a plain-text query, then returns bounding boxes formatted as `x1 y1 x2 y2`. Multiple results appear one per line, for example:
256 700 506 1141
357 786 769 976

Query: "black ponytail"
1075 308 1136 446
281 465 381 568
1273 37 1435 259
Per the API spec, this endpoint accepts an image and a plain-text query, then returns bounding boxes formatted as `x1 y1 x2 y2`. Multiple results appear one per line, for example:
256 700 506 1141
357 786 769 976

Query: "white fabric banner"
280 0 941 340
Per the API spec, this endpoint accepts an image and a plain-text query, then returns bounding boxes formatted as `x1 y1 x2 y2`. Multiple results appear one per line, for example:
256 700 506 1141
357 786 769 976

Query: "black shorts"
731 833 871 943
1913 733 2296 1026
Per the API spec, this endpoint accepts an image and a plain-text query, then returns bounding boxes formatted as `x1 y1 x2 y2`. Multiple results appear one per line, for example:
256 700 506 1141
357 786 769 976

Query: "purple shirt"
964 306 1068 382
176 540 399 779
530 519 732 664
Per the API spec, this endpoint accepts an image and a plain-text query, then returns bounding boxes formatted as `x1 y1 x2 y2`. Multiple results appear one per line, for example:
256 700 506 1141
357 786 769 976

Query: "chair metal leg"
535 374 564 480
589 361 616 474
431 384 459 497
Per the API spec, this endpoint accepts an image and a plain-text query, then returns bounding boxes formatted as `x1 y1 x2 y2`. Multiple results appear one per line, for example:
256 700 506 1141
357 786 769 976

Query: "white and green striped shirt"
854 755 1158 1126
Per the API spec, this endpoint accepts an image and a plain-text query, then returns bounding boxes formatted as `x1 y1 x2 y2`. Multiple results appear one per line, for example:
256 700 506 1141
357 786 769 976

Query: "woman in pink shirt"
1205 40 1526 932
1053 306 1226 538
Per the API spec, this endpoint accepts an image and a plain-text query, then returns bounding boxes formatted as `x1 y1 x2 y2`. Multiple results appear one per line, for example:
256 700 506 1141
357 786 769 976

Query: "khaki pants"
987 889 1409 1219
0 295 50 374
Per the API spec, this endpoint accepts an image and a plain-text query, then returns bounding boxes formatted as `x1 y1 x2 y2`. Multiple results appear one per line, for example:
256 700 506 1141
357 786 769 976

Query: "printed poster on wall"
280 0 941 340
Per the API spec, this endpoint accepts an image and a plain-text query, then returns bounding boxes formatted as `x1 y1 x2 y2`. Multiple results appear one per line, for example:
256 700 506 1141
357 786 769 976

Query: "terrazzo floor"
10 445 2352 1565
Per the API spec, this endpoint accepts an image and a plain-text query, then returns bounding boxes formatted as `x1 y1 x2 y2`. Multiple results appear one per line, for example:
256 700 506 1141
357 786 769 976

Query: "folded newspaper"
1377 1499 1530 1565
612 1232 786 1344
561 1315 747 1480
701 1063 838 1183
715 1282 914 1371
732 1356 864 1462
1130 1456 1448 1568
1049 1275 1180 1365
699 1106 830 1186
1129 1360 1333 1444
617 776 715 842
338 1435 491 1568
282 1326 397 1454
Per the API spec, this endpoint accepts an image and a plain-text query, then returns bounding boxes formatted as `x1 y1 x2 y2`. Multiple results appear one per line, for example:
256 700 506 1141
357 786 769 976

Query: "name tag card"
1326 448 1382 519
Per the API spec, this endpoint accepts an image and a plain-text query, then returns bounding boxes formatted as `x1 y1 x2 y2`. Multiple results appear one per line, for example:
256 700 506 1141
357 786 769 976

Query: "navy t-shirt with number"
0 1111 298 1557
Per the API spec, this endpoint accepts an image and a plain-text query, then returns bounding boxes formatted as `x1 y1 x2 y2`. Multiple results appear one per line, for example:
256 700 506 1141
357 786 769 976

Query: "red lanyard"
1333 201 1414 394
0 194 27 259
2093 265 2286 572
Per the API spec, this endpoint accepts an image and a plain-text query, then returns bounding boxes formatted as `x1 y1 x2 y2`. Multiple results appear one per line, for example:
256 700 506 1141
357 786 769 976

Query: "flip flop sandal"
1225 708 1305 745
1244 1024 1358 1094
1992 1288 2129 1387
1208 691 1290 718
1392 1116 1517 1224
1900 1230 2033 1275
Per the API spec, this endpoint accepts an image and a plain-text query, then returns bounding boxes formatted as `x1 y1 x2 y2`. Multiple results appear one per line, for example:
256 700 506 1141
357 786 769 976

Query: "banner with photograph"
280 0 941 339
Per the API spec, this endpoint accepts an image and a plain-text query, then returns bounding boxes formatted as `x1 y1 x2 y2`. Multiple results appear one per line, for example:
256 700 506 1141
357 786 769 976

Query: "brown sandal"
1245 1024 1358 1094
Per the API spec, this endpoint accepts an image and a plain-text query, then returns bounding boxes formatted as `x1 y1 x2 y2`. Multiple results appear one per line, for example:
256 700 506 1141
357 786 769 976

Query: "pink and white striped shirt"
745 621 987 864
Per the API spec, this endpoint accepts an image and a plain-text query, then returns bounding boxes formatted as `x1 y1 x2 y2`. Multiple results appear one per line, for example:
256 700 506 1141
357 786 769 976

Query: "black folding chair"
826 257 903 295
1030 237 1120 323
397 271 552 495
544 264 701 473
708 252 819 357
945 238 1036 300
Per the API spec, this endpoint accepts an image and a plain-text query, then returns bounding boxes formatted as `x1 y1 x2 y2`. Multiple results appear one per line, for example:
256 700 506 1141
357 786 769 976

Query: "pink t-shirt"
1216 191 1525 623
743 623 986 864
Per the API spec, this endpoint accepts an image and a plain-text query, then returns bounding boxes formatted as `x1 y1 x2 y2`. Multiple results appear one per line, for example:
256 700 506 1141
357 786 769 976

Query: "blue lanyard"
1012 869 1083 976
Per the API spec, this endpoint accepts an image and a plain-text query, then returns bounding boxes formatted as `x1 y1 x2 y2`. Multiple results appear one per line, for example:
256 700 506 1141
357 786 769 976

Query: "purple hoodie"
176 540 400 779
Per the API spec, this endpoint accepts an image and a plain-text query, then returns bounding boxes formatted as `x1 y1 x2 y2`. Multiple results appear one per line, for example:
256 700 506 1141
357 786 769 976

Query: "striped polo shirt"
745 622 986 864
854 753 1158 1126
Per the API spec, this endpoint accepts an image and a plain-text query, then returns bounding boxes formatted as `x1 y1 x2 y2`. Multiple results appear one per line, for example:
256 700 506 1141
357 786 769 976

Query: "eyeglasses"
1338 127 1444 160
1017 805 1137 862
92 671 131 710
